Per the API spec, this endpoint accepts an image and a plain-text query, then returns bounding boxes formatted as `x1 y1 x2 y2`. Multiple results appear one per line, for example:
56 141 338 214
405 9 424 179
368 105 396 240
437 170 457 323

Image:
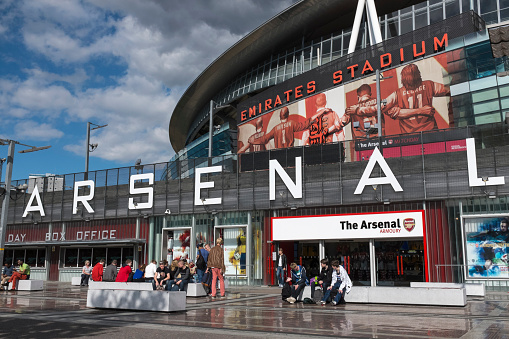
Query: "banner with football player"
237 55 452 157
464 216 509 279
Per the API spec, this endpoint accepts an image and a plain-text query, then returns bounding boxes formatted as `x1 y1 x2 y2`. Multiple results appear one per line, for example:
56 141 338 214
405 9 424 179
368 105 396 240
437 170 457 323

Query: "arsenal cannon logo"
403 218 416 232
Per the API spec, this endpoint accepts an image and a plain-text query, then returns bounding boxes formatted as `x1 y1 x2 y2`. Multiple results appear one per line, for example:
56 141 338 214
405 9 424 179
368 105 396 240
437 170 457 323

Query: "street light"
85 122 107 179
0 139 51 267
208 101 234 159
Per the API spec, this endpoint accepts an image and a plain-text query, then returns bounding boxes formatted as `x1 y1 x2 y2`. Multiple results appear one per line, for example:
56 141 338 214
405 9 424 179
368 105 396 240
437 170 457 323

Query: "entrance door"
375 240 425 286
297 242 320 278
49 246 59 281
324 241 371 286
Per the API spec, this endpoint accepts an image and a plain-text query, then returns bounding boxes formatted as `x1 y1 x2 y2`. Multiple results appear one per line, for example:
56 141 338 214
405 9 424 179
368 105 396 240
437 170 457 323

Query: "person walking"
207 238 226 298
196 243 209 283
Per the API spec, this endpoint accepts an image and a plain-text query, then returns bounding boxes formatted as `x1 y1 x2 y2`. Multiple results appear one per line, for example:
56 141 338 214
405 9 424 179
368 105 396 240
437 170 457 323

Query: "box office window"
2 249 46 267
63 247 134 268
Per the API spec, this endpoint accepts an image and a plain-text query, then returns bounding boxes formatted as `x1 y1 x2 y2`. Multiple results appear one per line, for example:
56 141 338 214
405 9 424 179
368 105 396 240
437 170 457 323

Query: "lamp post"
85 122 108 179
208 101 234 159
0 139 51 267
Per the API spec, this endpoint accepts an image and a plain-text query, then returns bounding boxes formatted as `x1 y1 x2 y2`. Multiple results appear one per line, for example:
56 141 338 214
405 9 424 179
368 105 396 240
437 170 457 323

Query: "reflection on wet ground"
0 282 509 338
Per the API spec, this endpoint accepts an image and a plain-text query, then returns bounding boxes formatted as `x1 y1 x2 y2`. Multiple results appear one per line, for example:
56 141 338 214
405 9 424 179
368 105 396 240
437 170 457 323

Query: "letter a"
22 185 46 217
354 147 403 194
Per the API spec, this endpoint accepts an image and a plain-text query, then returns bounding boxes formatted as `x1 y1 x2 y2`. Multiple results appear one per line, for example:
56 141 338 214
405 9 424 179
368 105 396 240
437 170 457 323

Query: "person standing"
91 259 105 281
196 243 209 283
276 248 287 287
80 260 93 286
8 259 30 291
207 238 226 298
103 260 118 282
116 259 133 282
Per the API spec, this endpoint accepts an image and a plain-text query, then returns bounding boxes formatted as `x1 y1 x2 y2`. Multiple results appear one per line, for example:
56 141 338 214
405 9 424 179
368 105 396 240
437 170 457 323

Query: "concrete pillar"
148 218 155 261
247 211 252 285
369 239 376 287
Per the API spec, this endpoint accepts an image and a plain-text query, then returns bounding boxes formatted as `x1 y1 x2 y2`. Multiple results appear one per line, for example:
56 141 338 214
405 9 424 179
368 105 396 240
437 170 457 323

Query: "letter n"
269 157 302 200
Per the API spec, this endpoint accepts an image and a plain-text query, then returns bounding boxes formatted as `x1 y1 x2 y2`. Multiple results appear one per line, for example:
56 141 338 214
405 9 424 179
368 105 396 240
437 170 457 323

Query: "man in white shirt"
276 248 287 288
321 259 352 305
144 259 157 283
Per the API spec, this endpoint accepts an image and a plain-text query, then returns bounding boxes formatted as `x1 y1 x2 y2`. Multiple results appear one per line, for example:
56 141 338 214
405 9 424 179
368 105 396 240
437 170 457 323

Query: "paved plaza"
0 282 508 338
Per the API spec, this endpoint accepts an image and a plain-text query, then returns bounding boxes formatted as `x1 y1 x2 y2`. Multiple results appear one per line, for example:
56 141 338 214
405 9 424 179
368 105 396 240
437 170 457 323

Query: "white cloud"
14 120 64 141
1 0 298 170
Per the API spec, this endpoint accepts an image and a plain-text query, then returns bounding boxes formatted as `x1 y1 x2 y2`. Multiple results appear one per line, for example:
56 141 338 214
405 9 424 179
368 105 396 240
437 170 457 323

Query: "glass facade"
186 0 509 148
62 246 134 268
3 248 46 268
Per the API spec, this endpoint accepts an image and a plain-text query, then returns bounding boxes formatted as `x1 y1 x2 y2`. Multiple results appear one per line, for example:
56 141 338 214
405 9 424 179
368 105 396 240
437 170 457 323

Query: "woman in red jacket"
91 259 105 281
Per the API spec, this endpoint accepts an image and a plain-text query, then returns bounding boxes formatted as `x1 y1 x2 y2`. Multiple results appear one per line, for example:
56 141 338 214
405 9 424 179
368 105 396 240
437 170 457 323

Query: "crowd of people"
84 238 227 297
278 248 352 306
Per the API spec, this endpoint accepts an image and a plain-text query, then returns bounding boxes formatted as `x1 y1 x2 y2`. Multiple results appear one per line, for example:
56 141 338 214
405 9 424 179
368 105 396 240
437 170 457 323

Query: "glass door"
375 240 425 286
324 241 371 286
297 242 321 278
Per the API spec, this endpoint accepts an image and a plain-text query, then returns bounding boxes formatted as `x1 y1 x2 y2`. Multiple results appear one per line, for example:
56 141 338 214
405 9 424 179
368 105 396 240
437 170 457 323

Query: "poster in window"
169 229 191 262
223 227 247 276
464 216 509 279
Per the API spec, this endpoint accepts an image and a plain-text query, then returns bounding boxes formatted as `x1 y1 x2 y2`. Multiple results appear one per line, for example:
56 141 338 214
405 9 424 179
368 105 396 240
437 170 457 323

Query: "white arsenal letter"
270 157 303 200
195 166 222 205
129 173 154 209
466 138 505 187
354 147 403 194
73 180 95 214
22 185 45 217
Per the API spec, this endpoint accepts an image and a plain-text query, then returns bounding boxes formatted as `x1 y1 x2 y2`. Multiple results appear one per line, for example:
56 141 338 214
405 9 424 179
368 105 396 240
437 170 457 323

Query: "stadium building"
4 0 509 288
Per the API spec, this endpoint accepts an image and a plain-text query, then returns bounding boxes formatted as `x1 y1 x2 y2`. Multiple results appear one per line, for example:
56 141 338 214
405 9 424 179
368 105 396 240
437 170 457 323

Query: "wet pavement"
0 282 509 338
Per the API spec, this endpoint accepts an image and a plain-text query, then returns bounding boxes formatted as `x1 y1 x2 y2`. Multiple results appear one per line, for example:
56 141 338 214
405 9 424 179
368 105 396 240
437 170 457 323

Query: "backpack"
196 249 206 270
313 288 323 303
281 282 292 300
303 297 316 304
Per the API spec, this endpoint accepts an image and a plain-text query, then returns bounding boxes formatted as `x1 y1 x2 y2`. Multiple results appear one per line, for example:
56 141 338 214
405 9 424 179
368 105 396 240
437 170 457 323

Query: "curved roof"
169 0 424 152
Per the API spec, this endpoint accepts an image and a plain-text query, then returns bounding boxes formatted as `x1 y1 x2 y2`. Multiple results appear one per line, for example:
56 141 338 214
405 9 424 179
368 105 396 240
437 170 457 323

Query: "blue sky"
0 0 295 181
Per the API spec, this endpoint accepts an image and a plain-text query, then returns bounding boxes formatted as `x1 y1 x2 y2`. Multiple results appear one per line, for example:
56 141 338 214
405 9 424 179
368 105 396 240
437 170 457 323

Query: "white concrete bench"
345 286 466 306
8 280 43 291
71 277 82 286
87 290 186 312
88 281 153 290
185 283 207 297
297 285 312 301
410 282 485 297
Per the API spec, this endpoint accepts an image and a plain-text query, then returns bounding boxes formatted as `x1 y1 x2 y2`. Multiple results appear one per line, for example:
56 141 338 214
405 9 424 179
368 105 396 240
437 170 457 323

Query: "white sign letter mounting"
466 138 505 187
129 173 154 209
73 180 95 214
354 147 403 194
22 185 45 217
195 166 222 205
270 157 303 200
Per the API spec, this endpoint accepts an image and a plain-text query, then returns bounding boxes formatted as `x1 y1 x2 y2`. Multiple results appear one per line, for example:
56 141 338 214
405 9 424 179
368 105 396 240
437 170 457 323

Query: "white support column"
349 0 382 54
348 0 367 54
369 239 376 287
191 215 196 261
247 212 252 285
366 0 383 44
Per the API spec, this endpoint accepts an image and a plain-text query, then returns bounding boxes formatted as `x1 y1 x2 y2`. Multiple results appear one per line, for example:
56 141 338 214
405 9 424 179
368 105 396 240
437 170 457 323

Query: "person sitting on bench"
285 262 307 304
321 259 352 305
8 259 30 291
168 260 190 291
311 258 333 298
